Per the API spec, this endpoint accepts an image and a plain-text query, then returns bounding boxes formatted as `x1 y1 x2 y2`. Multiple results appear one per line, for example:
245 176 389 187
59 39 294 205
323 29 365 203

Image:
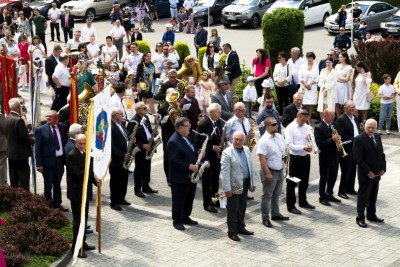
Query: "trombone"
331 125 349 157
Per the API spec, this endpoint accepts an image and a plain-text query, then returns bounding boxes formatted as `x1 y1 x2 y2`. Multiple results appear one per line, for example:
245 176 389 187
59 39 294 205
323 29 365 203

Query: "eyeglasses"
270 123 278 126
327 54 334 56
137 107 147 110
157 45 162 47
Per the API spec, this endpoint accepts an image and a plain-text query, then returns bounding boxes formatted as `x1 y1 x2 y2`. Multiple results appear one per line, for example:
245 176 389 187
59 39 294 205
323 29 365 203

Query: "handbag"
287 64 298 95
366 91 374 102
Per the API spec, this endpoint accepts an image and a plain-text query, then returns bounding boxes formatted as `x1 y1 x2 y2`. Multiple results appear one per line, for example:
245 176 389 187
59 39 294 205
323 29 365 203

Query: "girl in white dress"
352 61 372 122
198 71 215 115
298 52 319 123
317 57 337 118
335 52 352 117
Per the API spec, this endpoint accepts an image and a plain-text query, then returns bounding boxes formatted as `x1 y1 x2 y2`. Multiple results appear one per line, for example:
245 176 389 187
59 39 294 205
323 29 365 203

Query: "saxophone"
145 124 162 160
216 118 228 159
245 118 257 152
123 121 141 170
190 130 210 184
166 91 182 125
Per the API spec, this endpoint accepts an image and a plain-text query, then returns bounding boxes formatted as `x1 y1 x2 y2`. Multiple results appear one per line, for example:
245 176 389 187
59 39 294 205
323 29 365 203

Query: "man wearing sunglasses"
318 49 338 73
333 27 351 52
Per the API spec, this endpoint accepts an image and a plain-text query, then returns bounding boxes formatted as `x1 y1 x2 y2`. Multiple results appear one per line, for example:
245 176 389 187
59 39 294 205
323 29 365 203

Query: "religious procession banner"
0 54 17 114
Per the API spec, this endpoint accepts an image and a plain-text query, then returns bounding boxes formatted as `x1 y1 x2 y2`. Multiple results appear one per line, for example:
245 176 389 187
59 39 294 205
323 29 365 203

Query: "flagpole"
1 44 9 114
96 186 102 253
29 49 37 195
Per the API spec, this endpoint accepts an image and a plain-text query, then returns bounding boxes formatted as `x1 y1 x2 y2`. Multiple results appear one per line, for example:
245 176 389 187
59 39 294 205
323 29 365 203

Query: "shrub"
234 61 251 101
197 47 207 71
0 185 33 212
262 8 304 69
174 41 191 67
0 244 28 267
136 40 151 53
329 0 400 13
219 53 226 66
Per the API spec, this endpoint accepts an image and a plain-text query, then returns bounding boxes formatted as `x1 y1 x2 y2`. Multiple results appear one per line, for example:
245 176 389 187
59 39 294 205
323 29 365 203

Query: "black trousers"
50 22 60 41
63 27 73 44
339 152 357 194
319 159 339 199
8 158 30 191
109 165 128 205
43 157 64 207
162 139 169 183
171 182 197 224
227 179 249 234
254 78 264 98
357 176 380 219
134 152 151 191
36 32 47 54
275 86 291 115
201 160 220 208
51 86 69 111
70 199 88 251
287 154 310 210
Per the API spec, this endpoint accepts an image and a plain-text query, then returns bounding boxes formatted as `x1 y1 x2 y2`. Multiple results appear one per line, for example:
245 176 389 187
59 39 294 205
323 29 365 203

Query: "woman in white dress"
298 52 319 123
352 61 372 122
317 57 337 118
28 36 46 93
335 52 352 117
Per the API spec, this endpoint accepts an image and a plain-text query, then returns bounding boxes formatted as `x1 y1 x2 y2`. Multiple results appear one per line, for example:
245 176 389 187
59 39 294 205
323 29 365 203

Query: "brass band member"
210 79 233 121
154 69 184 102
167 117 199 231
221 131 256 241
284 110 315 215
195 103 224 213
226 102 254 143
257 117 289 228
314 108 341 206
180 85 201 133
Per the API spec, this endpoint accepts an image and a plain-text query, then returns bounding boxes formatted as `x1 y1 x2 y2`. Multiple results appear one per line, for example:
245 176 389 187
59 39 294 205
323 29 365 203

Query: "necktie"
184 137 194 151
52 126 60 151
371 136 377 149
66 14 69 28
241 120 248 137
213 121 220 137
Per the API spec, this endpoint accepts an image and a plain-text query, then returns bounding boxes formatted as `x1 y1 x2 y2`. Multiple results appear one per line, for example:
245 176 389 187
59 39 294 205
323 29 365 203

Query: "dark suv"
193 0 235 25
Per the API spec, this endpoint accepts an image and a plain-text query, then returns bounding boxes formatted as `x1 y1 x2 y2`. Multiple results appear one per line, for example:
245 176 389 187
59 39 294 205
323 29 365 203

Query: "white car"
61 0 130 21
267 0 332 26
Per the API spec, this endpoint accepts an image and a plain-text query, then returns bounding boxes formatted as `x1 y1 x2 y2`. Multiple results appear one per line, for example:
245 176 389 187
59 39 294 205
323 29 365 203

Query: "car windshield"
232 0 258 6
345 4 369 15
194 0 216 7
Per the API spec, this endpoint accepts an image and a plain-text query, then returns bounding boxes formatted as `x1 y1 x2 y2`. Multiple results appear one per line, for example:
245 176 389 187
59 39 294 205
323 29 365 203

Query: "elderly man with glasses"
225 102 255 143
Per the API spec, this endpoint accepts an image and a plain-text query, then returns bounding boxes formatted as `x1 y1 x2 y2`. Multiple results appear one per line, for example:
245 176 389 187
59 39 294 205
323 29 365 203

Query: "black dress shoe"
204 205 218 213
173 223 185 230
338 193 349 199
78 251 87 258
86 225 91 230
228 233 240 241
142 187 158 194
367 216 384 223
347 190 358 195
83 243 96 251
356 218 368 228
263 219 273 228
319 199 331 206
182 217 198 225
120 200 131 206
288 207 302 215
300 203 315 209
271 215 290 221
237 228 254 235
56 205 69 212
135 191 146 198
85 229 94 234
328 195 341 203
110 204 122 211
247 196 254 200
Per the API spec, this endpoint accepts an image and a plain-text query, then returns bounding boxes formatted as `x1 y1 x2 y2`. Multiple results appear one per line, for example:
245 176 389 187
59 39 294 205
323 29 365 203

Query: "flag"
0 54 17 114
69 67 79 124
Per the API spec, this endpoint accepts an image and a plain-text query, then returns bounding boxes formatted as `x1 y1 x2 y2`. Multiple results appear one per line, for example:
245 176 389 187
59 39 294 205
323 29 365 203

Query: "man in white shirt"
287 47 306 91
48 1 61 42
4 36 20 91
225 102 254 143
110 19 126 61
284 109 315 215
111 83 129 122
86 35 100 71
102 36 118 67
52 54 70 111
65 30 81 54
80 19 96 43
257 117 289 228
158 43 178 75
124 42 142 74
169 0 179 18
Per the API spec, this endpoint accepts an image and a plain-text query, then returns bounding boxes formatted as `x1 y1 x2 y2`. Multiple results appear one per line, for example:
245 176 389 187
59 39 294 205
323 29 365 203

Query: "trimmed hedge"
262 8 304 70
174 41 191 67
198 47 207 71
136 40 151 54
330 0 400 13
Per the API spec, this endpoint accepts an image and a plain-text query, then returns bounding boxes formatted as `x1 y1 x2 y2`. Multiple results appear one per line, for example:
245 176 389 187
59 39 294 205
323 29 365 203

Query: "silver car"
61 0 130 21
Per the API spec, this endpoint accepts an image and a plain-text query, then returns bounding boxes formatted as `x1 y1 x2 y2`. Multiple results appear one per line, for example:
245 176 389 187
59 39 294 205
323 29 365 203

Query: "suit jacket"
314 121 339 165
110 120 128 167
336 113 360 155
5 112 34 160
60 13 75 29
131 32 143 42
66 147 95 202
166 131 197 184
353 132 386 182
158 102 175 143
180 97 200 130
195 116 224 161
281 103 301 128
58 104 70 128
65 138 75 157
220 145 256 194
224 50 242 80
130 114 153 150
211 90 233 121
195 28 207 47
0 113 6 152
35 123 67 167
45 55 58 87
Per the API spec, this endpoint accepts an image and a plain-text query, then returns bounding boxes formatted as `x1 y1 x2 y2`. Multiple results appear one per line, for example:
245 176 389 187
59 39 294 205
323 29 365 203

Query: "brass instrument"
145 124 162 160
245 118 257 152
216 118 228 159
231 95 239 112
284 147 291 179
331 125 348 157
166 91 182 125
123 120 141 170
305 127 320 154
190 130 210 184
78 82 96 127
211 187 243 204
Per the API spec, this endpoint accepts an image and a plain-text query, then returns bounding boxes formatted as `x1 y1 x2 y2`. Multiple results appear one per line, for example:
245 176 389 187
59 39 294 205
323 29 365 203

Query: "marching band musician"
257 117 289 228
220 131 256 241
154 69 185 103
130 102 159 198
314 108 342 207
195 103 224 213
225 102 254 143
167 117 199 231
180 85 201 135
284 110 315 215
110 82 130 124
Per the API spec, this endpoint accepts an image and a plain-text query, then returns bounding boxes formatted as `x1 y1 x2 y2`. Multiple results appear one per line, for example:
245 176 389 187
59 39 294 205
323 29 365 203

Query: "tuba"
245 118 257 152
166 91 182 125
78 82 96 127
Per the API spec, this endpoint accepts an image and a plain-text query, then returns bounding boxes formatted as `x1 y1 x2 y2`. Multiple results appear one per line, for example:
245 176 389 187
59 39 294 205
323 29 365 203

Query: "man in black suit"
131 27 143 43
66 134 97 258
281 93 303 128
353 119 386 228
336 100 360 199
314 108 342 206
35 110 68 210
45 45 63 91
194 22 207 55
0 107 7 185
65 123 82 157
211 80 233 121
5 98 35 191
222 43 242 94
196 103 225 213
167 117 198 231
60 7 74 44
109 108 130 211
130 102 159 198
154 69 185 103
180 85 201 132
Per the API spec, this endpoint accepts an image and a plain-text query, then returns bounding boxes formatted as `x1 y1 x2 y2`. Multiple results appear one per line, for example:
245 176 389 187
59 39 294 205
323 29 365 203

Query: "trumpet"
331 125 348 157
305 127 320 154
211 188 243 204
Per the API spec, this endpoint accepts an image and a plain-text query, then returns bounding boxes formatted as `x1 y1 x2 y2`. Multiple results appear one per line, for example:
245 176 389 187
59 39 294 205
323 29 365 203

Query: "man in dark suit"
130 102 159 198
109 108 130 211
281 93 304 128
196 103 225 213
66 134 96 258
336 100 360 199
180 85 201 132
35 110 68 210
65 123 82 157
222 43 242 94
167 117 198 231
131 27 143 43
194 22 207 55
45 45 63 91
5 98 35 190
353 119 386 228
0 107 7 185
211 80 233 121
60 7 74 44
314 108 341 206
154 69 185 103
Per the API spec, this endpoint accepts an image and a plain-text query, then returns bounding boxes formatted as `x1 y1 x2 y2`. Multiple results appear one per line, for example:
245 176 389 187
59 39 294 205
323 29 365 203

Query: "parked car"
380 9 400 37
147 0 183 18
324 1 398 34
193 0 235 25
31 0 71 17
221 0 275 28
0 0 23 13
267 0 332 26
61 0 130 21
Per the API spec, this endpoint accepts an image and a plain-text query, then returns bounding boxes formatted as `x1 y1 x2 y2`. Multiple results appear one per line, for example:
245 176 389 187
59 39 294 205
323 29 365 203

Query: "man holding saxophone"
314 108 342 207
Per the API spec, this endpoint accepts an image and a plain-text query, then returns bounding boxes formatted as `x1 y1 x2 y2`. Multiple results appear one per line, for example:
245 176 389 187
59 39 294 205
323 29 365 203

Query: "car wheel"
208 15 214 25
223 23 231 28
322 13 329 24
85 9 96 21
250 15 259 29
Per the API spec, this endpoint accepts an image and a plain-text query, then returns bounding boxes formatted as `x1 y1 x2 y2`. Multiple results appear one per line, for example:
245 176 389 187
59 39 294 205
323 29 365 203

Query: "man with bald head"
220 131 256 241
353 119 386 228
226 102 255 143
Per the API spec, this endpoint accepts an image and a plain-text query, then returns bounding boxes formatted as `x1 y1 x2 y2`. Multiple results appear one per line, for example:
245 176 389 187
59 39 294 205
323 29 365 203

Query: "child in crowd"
124 78 137 118
378 74 395 135
169 16 179 32
199 71 215 115
106 63 120 85
18 58 28 90
243 76 257 118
